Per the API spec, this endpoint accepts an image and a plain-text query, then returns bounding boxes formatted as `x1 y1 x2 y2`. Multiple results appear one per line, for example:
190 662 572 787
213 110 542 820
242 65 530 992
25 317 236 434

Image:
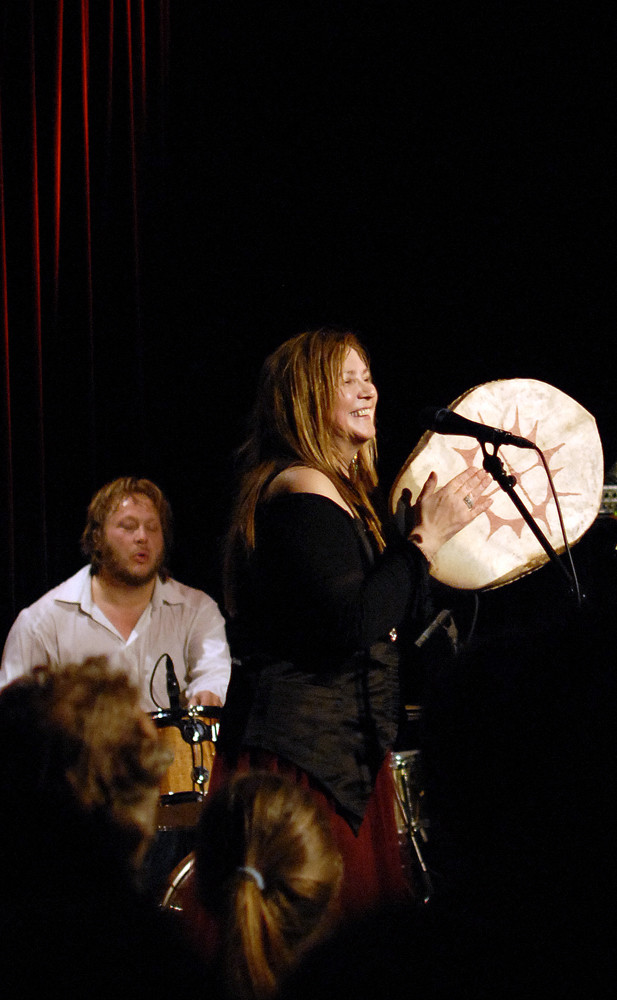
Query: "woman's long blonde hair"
194 772 343 1000
223 328 385 615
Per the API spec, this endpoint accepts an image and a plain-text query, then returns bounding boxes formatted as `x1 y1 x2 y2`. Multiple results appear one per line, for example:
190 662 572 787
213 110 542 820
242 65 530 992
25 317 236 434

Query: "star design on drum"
452 408 579 540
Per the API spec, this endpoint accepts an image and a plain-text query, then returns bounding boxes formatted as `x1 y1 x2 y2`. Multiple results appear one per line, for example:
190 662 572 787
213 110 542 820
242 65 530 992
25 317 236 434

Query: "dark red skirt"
208 748 412 916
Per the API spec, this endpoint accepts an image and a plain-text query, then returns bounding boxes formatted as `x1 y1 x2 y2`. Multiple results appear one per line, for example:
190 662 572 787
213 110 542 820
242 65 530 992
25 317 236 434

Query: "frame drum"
390 379 604 590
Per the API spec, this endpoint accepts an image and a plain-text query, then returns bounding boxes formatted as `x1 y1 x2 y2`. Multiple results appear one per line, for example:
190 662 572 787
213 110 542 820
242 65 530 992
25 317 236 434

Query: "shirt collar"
151 575 184 608
150 575 166 610
78 566 96 614
59 566 181 613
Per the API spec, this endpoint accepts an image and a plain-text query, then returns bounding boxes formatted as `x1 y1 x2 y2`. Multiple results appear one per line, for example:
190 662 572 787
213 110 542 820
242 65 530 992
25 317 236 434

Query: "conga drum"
151 707 220 830
390 379 604 590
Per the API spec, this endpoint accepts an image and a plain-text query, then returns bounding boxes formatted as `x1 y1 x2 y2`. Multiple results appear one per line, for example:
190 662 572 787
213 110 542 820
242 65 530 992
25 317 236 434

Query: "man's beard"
98 542 164 587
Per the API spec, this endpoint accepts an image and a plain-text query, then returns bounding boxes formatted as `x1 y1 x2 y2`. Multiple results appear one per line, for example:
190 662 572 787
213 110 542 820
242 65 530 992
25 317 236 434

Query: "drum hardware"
164 654 181 712
177 713 217 746
151 706 220 744
404 704 422 724
414 609 454 649
481 442 582 605
390 749 434 904
600 484 617 516
418 404 536 451
191 763 209 789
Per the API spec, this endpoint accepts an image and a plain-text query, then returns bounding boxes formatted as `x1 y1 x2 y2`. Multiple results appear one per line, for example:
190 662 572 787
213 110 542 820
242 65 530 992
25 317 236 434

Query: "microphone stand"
480 443 582 606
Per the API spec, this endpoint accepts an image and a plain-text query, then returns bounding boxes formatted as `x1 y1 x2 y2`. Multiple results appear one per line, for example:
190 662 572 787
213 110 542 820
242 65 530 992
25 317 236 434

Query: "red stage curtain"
0 0 170 639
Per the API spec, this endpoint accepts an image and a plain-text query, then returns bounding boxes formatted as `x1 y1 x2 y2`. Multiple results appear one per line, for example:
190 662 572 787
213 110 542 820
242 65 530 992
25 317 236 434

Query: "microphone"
419 406 536 450
164 654 181 713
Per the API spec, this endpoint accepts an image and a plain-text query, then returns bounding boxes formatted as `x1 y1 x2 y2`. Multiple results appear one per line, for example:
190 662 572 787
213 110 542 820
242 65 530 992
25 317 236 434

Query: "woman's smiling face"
330 348 378 461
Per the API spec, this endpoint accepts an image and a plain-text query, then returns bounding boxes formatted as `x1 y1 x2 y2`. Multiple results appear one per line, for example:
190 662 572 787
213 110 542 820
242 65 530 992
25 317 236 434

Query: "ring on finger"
463 493 474 509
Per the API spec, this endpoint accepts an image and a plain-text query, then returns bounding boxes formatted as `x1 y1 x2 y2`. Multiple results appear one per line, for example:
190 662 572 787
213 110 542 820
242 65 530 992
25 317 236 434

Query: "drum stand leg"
407 823 434 905
397 769 434 904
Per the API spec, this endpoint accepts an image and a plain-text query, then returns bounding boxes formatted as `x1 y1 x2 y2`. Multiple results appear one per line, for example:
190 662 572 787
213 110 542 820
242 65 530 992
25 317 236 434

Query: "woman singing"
213 328 491 912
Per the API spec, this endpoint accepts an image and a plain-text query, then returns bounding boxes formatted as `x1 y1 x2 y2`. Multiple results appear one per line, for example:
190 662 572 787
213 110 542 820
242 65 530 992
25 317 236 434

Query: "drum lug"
192 766 210 788
180 719 212 744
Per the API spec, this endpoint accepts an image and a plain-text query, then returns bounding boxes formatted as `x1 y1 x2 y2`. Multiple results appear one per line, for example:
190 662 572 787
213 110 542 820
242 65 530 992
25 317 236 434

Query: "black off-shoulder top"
218 493 433 831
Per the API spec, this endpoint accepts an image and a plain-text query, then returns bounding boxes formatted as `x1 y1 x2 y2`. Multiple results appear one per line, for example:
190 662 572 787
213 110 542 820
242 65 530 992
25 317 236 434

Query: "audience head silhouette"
0 656 171 873
193 771 343 999
0 657 217 995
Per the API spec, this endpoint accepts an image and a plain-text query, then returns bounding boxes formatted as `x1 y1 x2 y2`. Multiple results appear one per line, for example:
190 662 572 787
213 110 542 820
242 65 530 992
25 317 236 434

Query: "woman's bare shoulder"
265 466 353 515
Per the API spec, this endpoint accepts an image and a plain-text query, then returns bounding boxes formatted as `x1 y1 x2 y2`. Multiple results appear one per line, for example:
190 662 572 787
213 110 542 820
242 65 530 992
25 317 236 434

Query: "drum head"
390 379 603 590
160 851 195 910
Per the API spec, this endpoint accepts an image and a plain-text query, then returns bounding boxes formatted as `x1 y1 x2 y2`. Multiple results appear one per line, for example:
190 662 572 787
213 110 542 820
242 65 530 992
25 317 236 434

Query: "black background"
2 1 616 636
160 2 617 627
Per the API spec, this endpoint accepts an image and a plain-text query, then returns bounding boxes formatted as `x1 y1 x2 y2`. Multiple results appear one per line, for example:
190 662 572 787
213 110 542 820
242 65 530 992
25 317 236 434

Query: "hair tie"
237 865 265 891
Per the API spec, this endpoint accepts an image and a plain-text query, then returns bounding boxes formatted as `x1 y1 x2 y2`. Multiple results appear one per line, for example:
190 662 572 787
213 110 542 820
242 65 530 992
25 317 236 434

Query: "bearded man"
0 477 231 711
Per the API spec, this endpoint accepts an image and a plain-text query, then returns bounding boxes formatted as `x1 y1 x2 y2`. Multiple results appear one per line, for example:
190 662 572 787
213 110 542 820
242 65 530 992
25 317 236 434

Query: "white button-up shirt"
0 566 231 712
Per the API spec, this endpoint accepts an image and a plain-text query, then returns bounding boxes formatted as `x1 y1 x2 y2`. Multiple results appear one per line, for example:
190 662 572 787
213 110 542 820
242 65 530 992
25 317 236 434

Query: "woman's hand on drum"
409 467 493 563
